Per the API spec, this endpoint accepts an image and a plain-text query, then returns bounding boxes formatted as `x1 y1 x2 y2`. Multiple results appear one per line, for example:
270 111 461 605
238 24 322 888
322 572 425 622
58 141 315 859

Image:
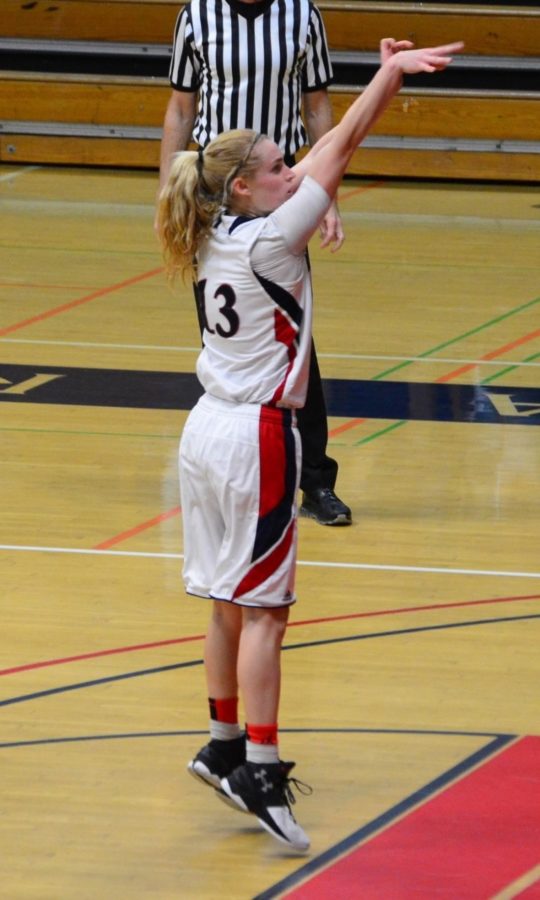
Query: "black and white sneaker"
300 488 352 526
187 735 245 789
218 760 312 853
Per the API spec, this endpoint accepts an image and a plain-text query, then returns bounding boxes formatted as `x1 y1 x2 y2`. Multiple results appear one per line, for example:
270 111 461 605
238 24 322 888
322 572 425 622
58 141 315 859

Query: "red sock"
246 722 278 745
209 696 238 725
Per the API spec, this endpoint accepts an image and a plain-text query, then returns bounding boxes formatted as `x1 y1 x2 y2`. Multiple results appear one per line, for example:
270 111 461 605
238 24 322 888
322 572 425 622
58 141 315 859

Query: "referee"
157 0 352 526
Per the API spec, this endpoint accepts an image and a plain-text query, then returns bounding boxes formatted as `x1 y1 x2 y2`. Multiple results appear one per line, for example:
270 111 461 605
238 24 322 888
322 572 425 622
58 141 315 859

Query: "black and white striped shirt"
169 0 333 157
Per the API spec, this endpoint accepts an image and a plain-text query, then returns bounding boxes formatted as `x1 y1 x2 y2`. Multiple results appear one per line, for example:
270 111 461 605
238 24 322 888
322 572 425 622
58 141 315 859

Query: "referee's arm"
303 88 344 252
157 90 197 194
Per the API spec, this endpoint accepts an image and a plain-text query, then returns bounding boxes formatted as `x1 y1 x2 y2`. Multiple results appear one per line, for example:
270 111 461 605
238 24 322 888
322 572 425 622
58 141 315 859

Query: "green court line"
0 427 178 439
373 295 540 381
350 310 540 447
353 420 408 446
0 242 161 260
480 351 540 386
2 300 538 443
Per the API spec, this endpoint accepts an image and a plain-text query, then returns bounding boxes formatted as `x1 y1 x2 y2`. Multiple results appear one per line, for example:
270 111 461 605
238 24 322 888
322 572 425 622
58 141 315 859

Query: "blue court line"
282 613 540 653
0 725 514 750
254 734 518 900
0 659 203 707
1 613 538 710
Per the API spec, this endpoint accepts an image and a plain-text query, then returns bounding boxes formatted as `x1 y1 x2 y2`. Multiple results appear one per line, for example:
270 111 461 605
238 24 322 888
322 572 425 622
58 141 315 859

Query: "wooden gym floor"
1 163 539 899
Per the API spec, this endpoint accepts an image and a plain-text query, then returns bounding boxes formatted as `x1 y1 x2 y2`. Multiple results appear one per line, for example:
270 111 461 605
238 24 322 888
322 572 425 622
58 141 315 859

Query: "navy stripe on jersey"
229 215 256 234
253 270 303 330
168 0 333 157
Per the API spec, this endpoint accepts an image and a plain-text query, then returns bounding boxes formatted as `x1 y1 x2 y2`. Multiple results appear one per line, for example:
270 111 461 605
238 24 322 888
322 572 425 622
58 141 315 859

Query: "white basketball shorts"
179 393 301 607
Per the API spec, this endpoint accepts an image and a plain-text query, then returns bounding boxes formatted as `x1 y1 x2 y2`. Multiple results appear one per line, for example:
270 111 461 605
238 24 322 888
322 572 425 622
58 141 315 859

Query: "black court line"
253 734 518 900
1 362 539 425
1 613 538 709
283 613 540 653
0 725 513 751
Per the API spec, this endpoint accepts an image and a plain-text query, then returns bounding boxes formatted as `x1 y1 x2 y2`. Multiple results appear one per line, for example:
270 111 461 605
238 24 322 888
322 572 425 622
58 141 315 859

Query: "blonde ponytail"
158 130 265 281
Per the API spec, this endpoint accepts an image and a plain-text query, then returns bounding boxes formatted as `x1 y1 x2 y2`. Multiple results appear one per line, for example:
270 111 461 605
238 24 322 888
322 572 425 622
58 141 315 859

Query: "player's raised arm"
295 42 464 197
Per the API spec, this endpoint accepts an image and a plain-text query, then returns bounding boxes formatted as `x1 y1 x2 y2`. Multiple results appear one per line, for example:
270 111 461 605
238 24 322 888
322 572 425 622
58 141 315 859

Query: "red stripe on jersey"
232 520 295 599
271 308 297 405
259 407 286 517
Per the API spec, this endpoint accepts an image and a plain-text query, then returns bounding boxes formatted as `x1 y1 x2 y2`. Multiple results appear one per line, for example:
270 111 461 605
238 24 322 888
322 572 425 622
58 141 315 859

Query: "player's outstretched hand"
391 42 464 74
379 38 415 64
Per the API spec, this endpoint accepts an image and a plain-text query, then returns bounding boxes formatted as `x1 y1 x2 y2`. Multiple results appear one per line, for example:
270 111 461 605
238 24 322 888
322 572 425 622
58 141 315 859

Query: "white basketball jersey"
195 175 330 409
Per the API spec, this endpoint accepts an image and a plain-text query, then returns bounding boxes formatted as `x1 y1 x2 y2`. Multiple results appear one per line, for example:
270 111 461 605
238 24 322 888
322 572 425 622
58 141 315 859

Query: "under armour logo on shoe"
254 769 273 793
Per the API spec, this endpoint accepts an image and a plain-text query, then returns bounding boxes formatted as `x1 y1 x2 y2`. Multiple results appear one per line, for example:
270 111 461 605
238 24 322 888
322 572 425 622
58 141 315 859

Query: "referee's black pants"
281 152 338 495
296 338 338 495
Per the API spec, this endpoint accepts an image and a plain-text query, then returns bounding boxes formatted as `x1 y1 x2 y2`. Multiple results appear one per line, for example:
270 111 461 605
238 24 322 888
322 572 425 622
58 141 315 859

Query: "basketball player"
157 38 462 853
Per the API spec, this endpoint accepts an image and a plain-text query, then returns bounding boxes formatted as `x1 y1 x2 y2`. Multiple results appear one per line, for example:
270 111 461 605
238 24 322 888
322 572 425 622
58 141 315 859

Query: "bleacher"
1 0 539 181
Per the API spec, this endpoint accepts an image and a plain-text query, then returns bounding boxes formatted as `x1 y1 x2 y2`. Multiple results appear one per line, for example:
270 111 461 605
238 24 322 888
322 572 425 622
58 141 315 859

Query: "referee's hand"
319 201 344 253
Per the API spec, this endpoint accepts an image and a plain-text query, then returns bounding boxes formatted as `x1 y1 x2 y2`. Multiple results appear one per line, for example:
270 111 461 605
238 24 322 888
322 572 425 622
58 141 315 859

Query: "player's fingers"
430 41 465 56
319 234 331 249
331 232 345 253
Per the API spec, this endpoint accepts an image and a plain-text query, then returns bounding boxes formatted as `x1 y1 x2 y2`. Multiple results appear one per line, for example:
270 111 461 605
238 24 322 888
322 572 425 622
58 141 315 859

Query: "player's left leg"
218 605 311 853
188 601 245 788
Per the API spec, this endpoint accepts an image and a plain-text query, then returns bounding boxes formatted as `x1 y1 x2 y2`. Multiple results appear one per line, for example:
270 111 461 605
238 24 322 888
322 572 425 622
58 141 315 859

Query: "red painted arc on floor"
284 736 540 899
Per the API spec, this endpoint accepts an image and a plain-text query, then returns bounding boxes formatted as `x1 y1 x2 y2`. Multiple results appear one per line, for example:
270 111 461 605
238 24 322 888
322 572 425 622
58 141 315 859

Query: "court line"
490 864 540 900
49 299 539 542
482 350 540 386
93 505 181 549
437 327 540 383
254 734 518 900
373 295 540 382
338 180 385 202
329 418 367 436
0 165 40 182
0 634 207 677
353 328 540 445
0 283 99 291
1 613 538 708
0 724 513 751
283 614 540 653
1 543 539 578
2 339 540 369
0 266 164 337
2 592 538 678
342 212 540 232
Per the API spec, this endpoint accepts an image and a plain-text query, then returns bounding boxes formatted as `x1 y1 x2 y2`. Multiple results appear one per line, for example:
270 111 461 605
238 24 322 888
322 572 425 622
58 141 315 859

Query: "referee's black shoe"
299 488 352 526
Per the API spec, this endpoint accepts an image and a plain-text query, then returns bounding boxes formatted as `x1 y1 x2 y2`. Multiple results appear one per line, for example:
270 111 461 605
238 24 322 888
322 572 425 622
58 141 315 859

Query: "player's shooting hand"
391 42 464 74
319 201 344 253
379 38 415 63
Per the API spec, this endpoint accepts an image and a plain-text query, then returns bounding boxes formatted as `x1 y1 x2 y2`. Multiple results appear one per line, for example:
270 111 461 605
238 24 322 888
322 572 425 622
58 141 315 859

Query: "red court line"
329 326 540 438
283 736 540 899
0 634 206 677
290 592 540 629
0 266 164 337
338 180 386 202
93 505 181 549
437 327 540 383
328 418 367 437
1 592 538 678
327 323 540 436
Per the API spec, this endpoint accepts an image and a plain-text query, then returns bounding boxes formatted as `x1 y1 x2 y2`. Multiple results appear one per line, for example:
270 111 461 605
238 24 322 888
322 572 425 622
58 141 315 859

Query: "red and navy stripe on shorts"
232 406 296 599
